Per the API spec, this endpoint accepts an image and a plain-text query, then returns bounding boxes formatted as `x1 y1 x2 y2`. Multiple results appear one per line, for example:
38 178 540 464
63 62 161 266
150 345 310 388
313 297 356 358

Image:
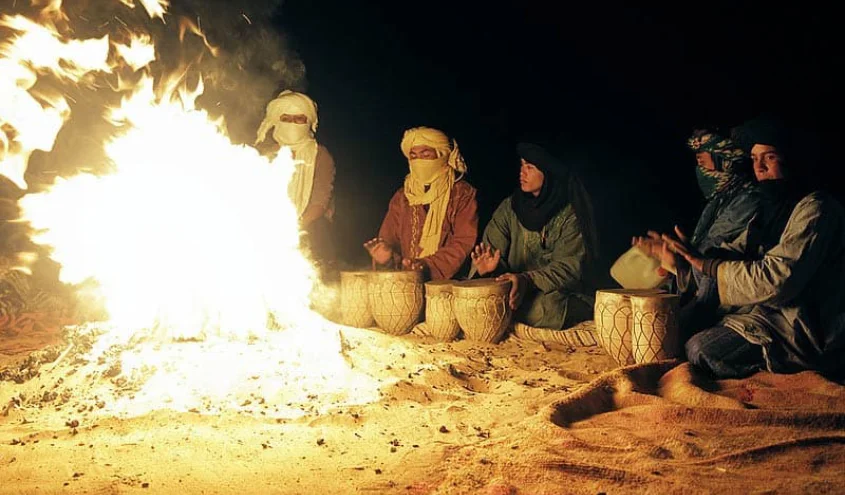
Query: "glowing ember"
1 0 391 418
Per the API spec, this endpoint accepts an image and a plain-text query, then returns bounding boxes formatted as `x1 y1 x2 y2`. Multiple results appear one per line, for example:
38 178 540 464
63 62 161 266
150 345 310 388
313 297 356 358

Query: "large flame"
22 74 316 340
1 0 388 418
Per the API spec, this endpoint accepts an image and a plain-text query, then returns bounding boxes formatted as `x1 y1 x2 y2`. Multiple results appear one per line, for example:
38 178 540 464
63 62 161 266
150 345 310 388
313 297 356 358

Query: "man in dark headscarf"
663 116 845 379
471 142 598 330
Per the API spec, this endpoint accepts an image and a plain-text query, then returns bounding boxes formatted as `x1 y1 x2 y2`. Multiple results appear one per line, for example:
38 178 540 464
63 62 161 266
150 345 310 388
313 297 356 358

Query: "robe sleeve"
421 184 478 280
476 198 514 276
301 146 336 226
717 193 839 306
524 207 586 293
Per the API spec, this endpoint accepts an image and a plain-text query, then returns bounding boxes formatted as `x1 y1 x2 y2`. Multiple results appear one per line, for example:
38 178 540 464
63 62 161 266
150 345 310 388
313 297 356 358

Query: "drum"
630 293 681 364
424 280 460 341
367 270 424 335
452 278 512 343
340 271 374 328
594 288 665 366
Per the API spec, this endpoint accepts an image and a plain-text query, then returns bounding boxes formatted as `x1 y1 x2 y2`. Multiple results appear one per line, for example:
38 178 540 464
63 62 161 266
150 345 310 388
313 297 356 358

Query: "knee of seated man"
684 329 713 366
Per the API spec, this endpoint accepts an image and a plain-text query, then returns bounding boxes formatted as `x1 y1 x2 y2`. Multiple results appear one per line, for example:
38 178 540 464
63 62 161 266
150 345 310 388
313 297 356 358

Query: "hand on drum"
495 272 530 311
363 237 394 265
401 257 426 272
471 242 501 276
661 226 705 272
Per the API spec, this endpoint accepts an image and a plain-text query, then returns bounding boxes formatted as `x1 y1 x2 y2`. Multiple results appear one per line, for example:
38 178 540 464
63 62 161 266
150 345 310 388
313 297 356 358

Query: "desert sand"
1 316 843 495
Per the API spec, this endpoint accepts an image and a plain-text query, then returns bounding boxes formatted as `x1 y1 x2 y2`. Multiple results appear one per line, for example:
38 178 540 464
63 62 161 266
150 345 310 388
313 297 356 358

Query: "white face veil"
255 91 319 218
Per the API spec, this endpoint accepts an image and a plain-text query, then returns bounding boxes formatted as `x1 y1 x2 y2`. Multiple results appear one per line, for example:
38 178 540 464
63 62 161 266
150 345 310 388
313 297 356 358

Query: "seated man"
364 127 478 281
634 129 760 335
255 90 336 271
662 117 845 379
471 142 598 330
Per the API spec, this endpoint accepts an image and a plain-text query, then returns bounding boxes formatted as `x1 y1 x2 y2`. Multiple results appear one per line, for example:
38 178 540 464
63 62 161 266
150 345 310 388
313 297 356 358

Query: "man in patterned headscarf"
256 90 336 269
683 129 760 255
634 129 763 338
364 127 478 281
663 117 845 379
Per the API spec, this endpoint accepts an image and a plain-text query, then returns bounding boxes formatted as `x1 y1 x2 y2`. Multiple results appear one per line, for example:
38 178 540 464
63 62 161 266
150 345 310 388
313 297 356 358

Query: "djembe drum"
424 280 460 341
630 293 681 363
367 270 424 335
594 288 665 366
340 271 374 328
452 279 512 343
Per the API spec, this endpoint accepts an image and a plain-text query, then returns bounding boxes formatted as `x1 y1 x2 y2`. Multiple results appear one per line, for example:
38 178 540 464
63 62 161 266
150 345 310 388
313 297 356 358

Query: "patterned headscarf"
687 131 750 200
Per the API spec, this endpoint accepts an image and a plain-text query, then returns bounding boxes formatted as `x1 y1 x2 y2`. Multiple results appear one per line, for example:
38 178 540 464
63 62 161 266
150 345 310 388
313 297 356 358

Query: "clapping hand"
471 242 501 276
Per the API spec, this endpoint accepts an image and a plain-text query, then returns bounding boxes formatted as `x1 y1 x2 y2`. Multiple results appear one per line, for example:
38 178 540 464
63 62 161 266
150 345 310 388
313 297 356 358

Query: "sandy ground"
0 319 617 494
1 317 843 494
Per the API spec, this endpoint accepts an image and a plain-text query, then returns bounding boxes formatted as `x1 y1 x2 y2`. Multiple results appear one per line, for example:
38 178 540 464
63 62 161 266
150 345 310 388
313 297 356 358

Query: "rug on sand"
527 361 845 494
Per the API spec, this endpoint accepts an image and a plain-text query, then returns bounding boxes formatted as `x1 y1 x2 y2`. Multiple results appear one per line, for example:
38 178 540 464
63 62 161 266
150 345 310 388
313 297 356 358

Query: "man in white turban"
256 90 336 266
364 127 478 280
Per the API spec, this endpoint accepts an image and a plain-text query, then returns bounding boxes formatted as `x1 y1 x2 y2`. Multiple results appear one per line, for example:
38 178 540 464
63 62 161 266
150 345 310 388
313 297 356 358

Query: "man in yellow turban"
256 90 336 268
364 127 478 280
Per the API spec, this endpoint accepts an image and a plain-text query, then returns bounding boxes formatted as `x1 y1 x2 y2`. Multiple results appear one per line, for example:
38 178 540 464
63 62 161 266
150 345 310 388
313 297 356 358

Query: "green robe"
475 197 592 329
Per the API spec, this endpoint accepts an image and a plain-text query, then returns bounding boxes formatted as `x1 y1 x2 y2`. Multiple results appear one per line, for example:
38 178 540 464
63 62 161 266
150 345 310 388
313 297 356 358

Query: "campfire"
0 0 406 422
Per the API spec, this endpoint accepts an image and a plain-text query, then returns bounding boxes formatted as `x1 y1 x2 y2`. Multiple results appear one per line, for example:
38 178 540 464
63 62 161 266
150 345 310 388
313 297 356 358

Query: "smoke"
59 0 307 144
2 0 306 282
13 0 307 186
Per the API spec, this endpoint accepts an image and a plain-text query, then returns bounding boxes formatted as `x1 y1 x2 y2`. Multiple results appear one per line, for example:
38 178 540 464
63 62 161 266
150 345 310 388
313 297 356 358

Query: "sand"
1 318 843 494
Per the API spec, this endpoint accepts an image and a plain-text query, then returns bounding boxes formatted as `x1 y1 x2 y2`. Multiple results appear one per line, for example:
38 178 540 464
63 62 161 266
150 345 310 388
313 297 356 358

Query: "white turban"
255 91 320 219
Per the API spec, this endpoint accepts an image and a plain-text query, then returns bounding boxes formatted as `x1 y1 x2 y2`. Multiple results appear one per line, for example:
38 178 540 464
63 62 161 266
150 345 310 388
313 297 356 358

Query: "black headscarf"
732 116 810 253
511 143 599 260
731 115 797 163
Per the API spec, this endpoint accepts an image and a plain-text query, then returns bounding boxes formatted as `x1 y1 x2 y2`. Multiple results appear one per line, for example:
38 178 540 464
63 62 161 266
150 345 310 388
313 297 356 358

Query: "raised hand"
661 225 704 272
631 230 665 260
363 237 394 265
470 242 501 276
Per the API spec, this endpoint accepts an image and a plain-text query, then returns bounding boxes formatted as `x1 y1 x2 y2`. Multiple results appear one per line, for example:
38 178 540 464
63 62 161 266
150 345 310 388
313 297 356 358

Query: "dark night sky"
272 1 841 270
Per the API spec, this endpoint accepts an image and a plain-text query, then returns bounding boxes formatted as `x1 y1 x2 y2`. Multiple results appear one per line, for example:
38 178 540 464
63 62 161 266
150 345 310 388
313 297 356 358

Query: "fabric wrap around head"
731 116 795 161
400 127 466 259
400 127 467 176
511 142 599 261
254 90 320 219
687 130 750 200
255 90 319 146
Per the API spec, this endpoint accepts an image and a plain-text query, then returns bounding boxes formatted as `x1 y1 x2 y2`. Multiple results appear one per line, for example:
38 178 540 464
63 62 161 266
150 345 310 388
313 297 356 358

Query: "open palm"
471 242 501 276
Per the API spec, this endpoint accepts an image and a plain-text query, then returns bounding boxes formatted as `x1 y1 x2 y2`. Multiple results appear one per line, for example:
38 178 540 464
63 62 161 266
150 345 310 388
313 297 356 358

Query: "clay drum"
340 271 374 328
594 288 665 366
424 280 460 341
451 279 512 343
630 293 681 363
367 270 424 335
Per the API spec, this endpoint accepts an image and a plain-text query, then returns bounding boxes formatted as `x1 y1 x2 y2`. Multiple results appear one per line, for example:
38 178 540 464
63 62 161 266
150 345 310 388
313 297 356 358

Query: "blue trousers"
685 325 766 379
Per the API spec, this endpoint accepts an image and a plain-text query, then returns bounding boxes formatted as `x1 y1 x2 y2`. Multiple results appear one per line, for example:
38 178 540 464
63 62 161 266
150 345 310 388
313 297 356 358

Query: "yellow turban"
400 127 467 259
400 127 467 174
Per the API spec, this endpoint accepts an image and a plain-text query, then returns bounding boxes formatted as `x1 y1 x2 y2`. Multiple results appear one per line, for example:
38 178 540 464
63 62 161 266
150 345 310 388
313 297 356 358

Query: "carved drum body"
424 280 460 341
452 279 513 343
368 271 424 335
594 288 665 366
